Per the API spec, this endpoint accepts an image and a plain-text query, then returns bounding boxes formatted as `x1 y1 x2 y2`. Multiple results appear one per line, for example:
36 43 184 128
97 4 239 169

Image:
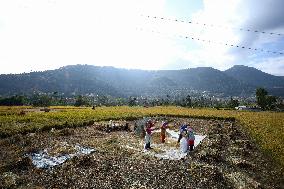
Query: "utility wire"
137 28 283 55
141 15 284 37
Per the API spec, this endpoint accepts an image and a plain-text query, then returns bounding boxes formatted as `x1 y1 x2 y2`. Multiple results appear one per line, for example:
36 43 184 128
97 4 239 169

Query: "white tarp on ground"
153 129 206 148
30 144 95 169
145 130 206 160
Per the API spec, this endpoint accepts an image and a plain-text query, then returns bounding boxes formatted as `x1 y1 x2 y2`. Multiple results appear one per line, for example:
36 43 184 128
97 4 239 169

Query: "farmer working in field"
144 119 156 150
180 130 189 153
160 121 169 143
187 127 195 151
177 122 188 144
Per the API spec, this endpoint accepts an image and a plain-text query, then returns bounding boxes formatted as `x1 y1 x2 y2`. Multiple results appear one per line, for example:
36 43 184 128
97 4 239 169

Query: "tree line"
0 88 283 110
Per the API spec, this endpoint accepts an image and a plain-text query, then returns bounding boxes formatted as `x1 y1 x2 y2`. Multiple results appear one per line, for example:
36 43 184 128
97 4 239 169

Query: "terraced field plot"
0 116 283 188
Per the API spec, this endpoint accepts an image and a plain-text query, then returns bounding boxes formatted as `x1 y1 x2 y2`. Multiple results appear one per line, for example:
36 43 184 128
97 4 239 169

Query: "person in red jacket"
187 127 195 151
160 121 168 143
145 119 155 150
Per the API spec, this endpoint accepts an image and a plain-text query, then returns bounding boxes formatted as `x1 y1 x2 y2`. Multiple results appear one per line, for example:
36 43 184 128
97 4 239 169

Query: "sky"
0 0 283 75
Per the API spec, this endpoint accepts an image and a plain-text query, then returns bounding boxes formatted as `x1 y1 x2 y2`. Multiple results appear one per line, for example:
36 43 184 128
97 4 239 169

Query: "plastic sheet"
30 145 95 169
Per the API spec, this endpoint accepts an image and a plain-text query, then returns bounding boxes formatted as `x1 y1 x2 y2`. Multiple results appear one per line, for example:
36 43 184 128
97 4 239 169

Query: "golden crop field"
0 106 283 167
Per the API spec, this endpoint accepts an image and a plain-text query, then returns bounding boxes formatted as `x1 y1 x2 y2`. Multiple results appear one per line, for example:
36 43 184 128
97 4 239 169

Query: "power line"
137 28 283 55
141 15 284 37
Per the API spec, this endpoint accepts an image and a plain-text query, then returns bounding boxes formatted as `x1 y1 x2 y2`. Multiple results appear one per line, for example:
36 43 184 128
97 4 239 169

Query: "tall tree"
228 97 239 108
266 95 277 110
31 94 52 107
185 95 192 107
74 95 89 106
256 88 268 110
256 88 277 110
128 97 137 106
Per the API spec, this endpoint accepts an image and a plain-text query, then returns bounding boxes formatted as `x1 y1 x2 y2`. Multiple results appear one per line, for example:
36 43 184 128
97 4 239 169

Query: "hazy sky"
0 0 283 75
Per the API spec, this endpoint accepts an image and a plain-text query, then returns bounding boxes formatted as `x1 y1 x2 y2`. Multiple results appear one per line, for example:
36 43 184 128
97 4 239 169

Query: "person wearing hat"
177 123 188 143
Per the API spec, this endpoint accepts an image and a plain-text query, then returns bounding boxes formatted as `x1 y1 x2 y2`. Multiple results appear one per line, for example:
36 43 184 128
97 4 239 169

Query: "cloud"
172 0 284 75
0 0 283 75
172 0 242 70
231 0 284 76
0 0 173 73
234 0 284 51
252 56 284 76
241 0 284 31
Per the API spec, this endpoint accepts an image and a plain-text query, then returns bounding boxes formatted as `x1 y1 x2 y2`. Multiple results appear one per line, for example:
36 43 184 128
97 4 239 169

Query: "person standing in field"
187 127 195 151
180 130 189 153
160 121 168 143
177 123 188 143
145 119 155 150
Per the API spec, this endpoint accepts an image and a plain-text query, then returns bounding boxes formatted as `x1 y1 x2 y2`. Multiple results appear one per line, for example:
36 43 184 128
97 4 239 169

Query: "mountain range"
0 64 283 98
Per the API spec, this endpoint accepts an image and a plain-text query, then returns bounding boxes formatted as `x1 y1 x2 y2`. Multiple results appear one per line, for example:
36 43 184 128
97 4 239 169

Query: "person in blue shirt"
177 123 188 143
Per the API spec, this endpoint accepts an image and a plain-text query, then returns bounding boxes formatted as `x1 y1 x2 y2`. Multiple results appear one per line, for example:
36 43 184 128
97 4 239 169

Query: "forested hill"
224 65 284 97
0 64 283 97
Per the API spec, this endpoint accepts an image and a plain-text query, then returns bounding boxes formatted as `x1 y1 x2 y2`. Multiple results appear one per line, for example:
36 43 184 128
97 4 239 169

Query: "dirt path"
0 118 283 188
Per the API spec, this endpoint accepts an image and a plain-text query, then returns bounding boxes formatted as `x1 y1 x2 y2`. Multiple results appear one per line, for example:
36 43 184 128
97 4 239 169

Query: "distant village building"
235 106 248 110
235 106 261 111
